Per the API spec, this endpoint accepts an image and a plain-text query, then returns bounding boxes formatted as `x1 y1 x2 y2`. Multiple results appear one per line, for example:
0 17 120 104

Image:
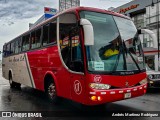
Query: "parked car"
146 65 160 88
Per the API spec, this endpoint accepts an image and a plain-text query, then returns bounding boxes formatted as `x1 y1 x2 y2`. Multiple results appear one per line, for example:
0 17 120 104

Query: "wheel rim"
48 83 56 100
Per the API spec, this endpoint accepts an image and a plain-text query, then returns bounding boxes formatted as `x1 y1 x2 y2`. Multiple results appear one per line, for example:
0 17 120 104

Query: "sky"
0 0 132 59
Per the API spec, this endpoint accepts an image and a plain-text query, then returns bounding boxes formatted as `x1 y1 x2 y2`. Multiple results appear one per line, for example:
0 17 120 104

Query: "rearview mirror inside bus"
80 19 94 46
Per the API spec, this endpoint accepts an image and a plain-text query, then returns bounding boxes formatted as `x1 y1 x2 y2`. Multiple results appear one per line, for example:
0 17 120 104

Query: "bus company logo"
94 75 102 83
74 80 82 95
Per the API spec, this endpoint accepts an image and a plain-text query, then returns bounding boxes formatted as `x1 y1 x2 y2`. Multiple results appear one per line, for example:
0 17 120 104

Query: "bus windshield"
80 11 145 73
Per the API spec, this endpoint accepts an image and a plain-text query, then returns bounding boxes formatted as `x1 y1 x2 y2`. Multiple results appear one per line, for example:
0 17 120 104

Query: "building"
30 0 80 29
29 7 57 29
112 0 160 71
59 0 80 12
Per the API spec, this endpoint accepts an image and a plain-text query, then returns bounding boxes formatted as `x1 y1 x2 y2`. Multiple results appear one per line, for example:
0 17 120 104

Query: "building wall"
112 0 160 71
113 0 160 49
113 0 153 16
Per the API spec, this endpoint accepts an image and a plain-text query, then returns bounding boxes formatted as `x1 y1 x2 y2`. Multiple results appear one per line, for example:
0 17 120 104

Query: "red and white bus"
2 7 148 105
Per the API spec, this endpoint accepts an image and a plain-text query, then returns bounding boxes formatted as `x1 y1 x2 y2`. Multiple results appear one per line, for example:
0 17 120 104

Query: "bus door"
58 13 85 102
58 28 85 101
69 31 85 103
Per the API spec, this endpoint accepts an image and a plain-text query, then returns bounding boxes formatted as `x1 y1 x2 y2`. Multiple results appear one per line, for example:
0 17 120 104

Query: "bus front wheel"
46 80 59 104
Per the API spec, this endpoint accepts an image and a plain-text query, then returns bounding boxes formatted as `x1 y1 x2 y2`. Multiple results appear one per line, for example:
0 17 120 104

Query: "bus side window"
42 24 49 46
3 45 6 57
10 42 15 55
22 36 25 51
49 20 57 44
15 40 19 54
35 28 41 48
14 38 21 54
18 38 22 53
31 31 36 49
6 43 11 56
31 28 42 49
22 34 30 51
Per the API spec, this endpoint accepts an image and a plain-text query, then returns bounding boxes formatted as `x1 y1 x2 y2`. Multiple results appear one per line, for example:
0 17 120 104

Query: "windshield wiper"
122 40 141 72
112 39 141 73
112 45 122 72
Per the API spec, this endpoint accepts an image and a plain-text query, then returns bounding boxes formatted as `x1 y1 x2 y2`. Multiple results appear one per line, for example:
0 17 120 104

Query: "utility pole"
152 0 160 68
157 0 160 65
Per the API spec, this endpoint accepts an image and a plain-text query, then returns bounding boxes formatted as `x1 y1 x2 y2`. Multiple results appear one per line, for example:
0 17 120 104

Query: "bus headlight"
89 83 111 90
148 75 153 80
139 78 147 85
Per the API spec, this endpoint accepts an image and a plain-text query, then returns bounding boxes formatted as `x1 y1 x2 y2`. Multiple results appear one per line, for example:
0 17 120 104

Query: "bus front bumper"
85 84 147 105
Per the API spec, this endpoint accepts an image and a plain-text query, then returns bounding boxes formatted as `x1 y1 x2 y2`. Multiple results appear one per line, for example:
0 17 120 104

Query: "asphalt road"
0 68 160 120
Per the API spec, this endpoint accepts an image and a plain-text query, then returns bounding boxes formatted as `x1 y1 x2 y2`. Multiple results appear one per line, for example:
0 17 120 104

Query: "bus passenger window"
42 24 49 46
3 45 7 57
49 21 57 44
10 42 15 54
22 34 30 51
6 44 11 56
31 37 36 49
31 31 35 49
31 28 41 49
15 39 20 54
18 38 22 53
35 28 41 48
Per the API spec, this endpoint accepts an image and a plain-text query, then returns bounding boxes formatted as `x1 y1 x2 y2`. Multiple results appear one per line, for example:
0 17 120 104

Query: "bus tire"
15 83 21 89
9 74 16 88
9 74 21 89
45 79 59 104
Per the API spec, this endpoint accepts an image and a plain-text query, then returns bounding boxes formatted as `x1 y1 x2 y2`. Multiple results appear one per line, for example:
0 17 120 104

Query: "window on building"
132 13 145 29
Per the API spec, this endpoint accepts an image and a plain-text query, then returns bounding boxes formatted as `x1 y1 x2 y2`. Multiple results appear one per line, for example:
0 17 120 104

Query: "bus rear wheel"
46 80 59 103
9 75 21 89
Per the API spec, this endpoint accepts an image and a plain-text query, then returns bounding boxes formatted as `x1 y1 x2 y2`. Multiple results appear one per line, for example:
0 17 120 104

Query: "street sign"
59 0 80 12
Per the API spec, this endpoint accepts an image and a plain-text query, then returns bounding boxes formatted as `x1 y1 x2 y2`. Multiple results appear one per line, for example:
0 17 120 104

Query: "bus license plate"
124 93 131 99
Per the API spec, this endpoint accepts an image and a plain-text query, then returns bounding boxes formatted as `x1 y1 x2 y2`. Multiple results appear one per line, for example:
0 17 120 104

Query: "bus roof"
61 6 130 19
5 6 130 44
30 6 130 31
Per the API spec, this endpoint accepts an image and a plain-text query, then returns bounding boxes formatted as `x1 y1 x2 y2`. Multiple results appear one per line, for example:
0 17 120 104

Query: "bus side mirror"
80 19 94 46
0 51 1 54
